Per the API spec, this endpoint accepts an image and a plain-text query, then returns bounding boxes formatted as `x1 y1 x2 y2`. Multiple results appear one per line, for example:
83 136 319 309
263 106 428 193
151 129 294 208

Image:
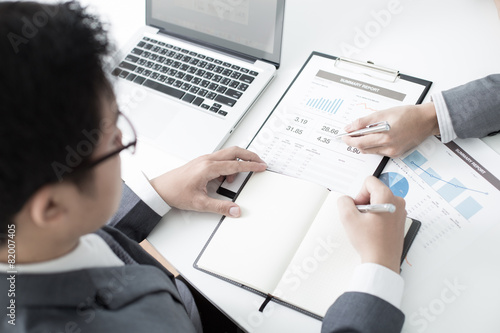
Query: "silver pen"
334 121 390 139
356 203 396 213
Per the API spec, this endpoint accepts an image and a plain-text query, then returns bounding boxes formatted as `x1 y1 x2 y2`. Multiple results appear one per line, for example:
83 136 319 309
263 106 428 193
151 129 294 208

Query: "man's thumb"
204 197 241 217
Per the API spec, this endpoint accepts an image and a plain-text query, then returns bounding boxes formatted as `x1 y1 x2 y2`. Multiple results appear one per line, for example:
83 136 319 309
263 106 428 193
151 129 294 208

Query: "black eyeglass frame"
72 111 137 174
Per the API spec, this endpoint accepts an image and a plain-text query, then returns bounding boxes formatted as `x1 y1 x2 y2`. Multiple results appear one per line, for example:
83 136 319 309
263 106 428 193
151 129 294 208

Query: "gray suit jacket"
1 185 404 333
442 74 500 139
321 292 404 333
1 185 198 333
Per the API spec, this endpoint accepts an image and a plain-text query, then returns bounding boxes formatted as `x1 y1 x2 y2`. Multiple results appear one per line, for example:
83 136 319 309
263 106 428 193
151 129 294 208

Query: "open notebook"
195 171 420 319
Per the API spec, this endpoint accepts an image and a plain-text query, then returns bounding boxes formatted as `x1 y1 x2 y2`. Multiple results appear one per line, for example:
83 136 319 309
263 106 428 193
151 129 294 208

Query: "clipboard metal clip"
334 57 400 83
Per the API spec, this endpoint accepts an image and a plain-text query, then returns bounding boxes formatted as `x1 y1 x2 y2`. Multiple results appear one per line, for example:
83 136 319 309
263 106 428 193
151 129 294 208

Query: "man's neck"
0 236 79 265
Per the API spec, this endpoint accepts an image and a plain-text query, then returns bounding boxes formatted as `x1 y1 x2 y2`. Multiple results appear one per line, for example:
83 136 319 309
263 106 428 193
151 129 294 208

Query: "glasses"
76 111 137 173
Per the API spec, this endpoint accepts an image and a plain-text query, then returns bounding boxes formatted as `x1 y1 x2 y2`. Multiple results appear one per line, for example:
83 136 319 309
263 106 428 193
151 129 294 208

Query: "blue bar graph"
437 178 466 202
401 148 487 220
455 196 482 219
420 167 440 186
403 150 428 170
306 97 344 114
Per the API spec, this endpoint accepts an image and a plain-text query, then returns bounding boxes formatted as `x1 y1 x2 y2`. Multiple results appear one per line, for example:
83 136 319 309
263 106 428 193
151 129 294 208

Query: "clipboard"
218 52 432 198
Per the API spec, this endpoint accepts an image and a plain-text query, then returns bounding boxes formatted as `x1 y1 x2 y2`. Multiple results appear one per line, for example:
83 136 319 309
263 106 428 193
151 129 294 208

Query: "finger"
198 196 242 217
225 173 236 183
342 133 388 150
337 195 362 225
353 177 372 204
393 196 407 214
209 146 266 164
358 178 407 216
342 134 404 157
344 114 380 132
204 159 267 181
363 176 396 205
353 176 390 204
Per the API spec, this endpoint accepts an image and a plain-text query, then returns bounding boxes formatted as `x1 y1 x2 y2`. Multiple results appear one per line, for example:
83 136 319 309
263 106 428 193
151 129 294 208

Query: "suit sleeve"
321 292 405 333
106 183 163 243
442 74 500 139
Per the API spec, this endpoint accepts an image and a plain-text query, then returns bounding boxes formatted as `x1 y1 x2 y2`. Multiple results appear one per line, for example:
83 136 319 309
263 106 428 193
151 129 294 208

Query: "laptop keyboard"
111 37 259 117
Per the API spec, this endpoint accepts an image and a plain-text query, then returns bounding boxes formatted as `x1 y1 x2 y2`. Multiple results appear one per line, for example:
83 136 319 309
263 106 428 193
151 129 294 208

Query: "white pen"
334 121 390 139
356 203 396 213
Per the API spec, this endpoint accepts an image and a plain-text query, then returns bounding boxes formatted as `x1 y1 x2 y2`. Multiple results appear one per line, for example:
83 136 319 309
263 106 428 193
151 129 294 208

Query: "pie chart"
379 172 409 198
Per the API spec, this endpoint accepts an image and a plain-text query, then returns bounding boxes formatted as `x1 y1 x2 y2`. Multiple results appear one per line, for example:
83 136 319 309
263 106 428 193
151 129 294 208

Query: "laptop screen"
146 0 285 66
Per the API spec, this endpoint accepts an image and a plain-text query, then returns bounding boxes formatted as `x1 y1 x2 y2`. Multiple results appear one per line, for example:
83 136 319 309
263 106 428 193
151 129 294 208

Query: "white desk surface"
80 1 500 332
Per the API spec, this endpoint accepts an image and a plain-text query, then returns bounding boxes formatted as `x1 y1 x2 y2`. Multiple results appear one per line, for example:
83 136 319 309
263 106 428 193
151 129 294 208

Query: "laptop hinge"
151 27 279 69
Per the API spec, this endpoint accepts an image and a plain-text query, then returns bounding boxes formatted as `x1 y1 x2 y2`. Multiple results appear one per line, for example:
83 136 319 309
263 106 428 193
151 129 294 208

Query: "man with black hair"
0 2 407 333
0 2 267 332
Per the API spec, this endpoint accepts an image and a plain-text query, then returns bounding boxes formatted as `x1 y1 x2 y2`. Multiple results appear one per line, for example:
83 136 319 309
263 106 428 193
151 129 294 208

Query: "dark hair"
0 1 113 242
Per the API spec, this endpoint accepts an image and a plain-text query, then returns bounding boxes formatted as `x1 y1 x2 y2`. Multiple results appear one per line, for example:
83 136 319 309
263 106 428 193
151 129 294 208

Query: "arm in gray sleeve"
106 183 162 242
442 74 500 139
321 292 404 333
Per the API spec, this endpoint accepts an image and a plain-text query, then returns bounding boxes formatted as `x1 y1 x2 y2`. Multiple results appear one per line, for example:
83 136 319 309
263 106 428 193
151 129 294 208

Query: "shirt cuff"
123 170 171 217
432 92 457 143
346 263 404 309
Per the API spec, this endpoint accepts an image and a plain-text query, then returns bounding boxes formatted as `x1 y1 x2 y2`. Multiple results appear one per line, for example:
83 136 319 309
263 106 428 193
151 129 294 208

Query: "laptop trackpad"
121 94 178 140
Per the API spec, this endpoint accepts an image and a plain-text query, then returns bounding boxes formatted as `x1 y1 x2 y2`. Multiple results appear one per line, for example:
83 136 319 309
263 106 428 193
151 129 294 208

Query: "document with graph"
219 52 432 198
381 136 500 281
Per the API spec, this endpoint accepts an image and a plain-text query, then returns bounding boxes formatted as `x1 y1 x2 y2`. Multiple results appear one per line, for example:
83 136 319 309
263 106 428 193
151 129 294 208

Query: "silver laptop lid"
146 0 285 67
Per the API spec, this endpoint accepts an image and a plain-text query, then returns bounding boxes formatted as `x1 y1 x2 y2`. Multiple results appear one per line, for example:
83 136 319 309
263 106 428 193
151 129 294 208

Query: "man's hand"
338 176 407 273
150 146 267 217
342 102 439 157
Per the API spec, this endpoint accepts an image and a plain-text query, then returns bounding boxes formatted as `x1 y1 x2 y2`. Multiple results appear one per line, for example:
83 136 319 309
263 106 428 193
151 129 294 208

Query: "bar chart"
305 97 344 114
402 150 485 220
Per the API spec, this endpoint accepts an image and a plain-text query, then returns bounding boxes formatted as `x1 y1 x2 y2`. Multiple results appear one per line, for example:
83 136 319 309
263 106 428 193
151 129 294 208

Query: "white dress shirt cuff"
432 92 457 143
346 263 404 309
124 170 171 217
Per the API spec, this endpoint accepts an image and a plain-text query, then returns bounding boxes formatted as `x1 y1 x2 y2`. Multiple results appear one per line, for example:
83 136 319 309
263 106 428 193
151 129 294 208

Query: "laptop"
110 0 285 161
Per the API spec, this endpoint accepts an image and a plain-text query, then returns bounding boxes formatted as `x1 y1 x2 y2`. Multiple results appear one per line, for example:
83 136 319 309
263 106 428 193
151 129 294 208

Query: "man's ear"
29 184 69 228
